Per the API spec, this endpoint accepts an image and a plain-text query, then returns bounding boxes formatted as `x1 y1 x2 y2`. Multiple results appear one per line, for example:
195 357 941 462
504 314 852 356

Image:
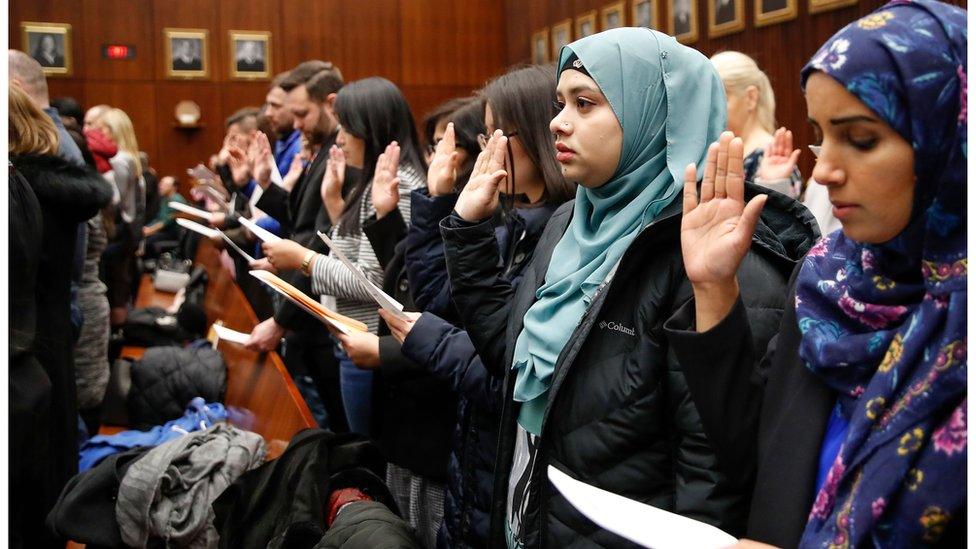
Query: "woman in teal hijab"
435 27 814 547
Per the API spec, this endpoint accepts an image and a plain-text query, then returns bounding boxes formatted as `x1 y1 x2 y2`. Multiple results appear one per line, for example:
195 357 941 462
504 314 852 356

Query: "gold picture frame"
809 0 857 14
601 1 627 29
164 28 209 79
21 22 72 77
531 28 550 64
229 30 271 80
576 10 599 38
551 19 573 61
667 0 699 43
632 0 659 30
756 0 798 26
708 0 746 38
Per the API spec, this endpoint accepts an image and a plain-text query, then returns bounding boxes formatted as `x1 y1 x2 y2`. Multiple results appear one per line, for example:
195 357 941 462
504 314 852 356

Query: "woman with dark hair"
422 96 475 162
388 29 816 547
262 77 427 438
377 65 577 548
670 1 967 546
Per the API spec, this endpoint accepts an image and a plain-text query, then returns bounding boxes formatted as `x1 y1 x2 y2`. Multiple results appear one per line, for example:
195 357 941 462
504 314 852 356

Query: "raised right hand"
681 132 767 287
321 145 346 213
454 130 508 222
248 131 274 188
427 122 460 196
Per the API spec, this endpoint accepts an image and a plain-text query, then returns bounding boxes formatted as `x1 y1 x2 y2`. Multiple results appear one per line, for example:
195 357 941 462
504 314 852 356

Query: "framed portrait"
756 0 798 26
632 0 658 30
809 0 857 14
667 0 699 43
601 2 627 30
229 31 271 79
576 11 598 39
708 0 745 37
551 19 573 61
21 22 72 77
165 28 208 79
531 28 550 64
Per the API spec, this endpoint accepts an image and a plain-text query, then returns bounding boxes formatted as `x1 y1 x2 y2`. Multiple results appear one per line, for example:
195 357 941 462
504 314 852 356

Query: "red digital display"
101 44 136 59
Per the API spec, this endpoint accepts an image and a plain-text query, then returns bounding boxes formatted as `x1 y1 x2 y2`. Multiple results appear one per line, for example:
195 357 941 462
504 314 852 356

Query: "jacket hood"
746 181 820 270
11 153 113 216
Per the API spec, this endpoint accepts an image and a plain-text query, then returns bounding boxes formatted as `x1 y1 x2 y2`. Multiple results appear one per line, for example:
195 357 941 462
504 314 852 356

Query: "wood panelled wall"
503 0 966 178
9 0 506 185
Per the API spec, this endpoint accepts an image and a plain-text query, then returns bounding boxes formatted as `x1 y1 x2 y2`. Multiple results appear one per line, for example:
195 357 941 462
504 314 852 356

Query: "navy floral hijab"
795 0 966 545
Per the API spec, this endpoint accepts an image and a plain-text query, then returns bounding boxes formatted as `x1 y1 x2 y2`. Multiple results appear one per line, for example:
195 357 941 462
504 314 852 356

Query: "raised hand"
321 145 347 223
248 131 275 189
681 132 767 331
226 145 251 187
371 141 402 219
454 130 508 222
757 127 801 183
427 122 460 196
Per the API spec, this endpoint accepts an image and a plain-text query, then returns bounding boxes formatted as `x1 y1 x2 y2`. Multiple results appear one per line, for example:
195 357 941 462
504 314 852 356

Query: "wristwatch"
300 251 318 276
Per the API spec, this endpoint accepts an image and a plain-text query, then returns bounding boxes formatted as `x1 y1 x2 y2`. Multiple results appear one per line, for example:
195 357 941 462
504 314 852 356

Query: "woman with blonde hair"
711 51 803 197
9 81 112 547
96 107 147 326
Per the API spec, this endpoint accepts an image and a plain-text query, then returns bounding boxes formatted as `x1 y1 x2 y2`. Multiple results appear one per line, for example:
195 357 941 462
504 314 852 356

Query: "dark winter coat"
403 188 558 548
126 345 227 429
440 183 818 547
9 154 113 549
362 208 457 482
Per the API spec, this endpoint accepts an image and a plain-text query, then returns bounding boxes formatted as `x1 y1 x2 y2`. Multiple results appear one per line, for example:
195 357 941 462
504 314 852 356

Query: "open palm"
681 132 767 285
427 123 459 197
454 130 508 222
757 127 801 182
371 141 402 218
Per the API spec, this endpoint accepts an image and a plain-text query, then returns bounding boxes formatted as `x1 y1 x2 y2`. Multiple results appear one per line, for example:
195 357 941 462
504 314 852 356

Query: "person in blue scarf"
672 0 966 546
439 27 815 547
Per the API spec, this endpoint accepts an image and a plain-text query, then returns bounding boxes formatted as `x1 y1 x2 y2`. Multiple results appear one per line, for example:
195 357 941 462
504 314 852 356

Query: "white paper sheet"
170 201 217 223
177 218 221 239
316 231 409 320
547 466 738 549
238 216 282 243
219 232 256 264
212 323 250 345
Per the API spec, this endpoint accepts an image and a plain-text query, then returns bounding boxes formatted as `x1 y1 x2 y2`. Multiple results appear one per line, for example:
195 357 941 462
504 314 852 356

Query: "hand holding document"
547 466 738 549
238 216 282 243
170 201 217 223
201 185 233 213
177 218 256 263
249 270 367 335
317 231 410 321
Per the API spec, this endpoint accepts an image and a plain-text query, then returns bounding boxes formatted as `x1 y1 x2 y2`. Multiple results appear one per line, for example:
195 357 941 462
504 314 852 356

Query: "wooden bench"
109 237 316 459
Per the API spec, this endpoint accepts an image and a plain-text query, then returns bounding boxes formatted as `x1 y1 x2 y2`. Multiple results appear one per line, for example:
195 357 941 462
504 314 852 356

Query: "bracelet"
300 251 318 276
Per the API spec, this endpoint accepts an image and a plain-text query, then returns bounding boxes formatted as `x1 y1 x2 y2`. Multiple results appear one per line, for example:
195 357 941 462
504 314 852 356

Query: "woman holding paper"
424 29 814 547
261 77 427 437
668 1 967 546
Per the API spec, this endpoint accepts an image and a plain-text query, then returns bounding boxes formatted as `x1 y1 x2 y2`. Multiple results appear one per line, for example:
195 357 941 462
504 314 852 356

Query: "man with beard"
245 60 350 432
264 72 302 177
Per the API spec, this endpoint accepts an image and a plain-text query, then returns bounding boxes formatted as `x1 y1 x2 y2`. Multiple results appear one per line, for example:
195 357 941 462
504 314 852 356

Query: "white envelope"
317 231 409 321
547 466 738 549
212 323 250 345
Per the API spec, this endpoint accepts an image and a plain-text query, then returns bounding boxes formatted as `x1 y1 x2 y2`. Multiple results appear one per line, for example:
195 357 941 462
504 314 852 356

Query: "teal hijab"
511 28 727 435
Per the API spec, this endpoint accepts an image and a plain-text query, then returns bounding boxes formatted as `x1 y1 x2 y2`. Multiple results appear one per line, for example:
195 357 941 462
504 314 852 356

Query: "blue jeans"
334 340 373 436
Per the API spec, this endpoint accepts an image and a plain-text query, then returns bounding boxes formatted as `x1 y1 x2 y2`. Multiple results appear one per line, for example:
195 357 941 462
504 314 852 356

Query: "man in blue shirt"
264 72 303 175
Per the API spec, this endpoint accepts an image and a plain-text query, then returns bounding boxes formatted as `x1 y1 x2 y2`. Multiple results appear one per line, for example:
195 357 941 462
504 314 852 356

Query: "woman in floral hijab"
670 0 966 546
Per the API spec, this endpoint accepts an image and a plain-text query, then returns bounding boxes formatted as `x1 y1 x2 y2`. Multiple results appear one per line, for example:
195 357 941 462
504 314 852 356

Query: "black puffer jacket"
441 185 818 547
127 345 227 429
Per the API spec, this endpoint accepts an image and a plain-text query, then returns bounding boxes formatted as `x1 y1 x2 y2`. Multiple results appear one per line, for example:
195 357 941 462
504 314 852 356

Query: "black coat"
362 208 458 482
403 191 557 549
126 345 228 429
10 154 113 548
666 267 967 547
441 185 816 547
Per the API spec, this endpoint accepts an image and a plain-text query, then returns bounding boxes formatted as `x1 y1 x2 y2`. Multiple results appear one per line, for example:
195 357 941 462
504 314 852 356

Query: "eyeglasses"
808 145 822 158
477 131 518 151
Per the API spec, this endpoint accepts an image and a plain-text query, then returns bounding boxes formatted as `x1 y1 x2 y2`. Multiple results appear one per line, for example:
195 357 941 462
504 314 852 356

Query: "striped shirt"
311 164 425 332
